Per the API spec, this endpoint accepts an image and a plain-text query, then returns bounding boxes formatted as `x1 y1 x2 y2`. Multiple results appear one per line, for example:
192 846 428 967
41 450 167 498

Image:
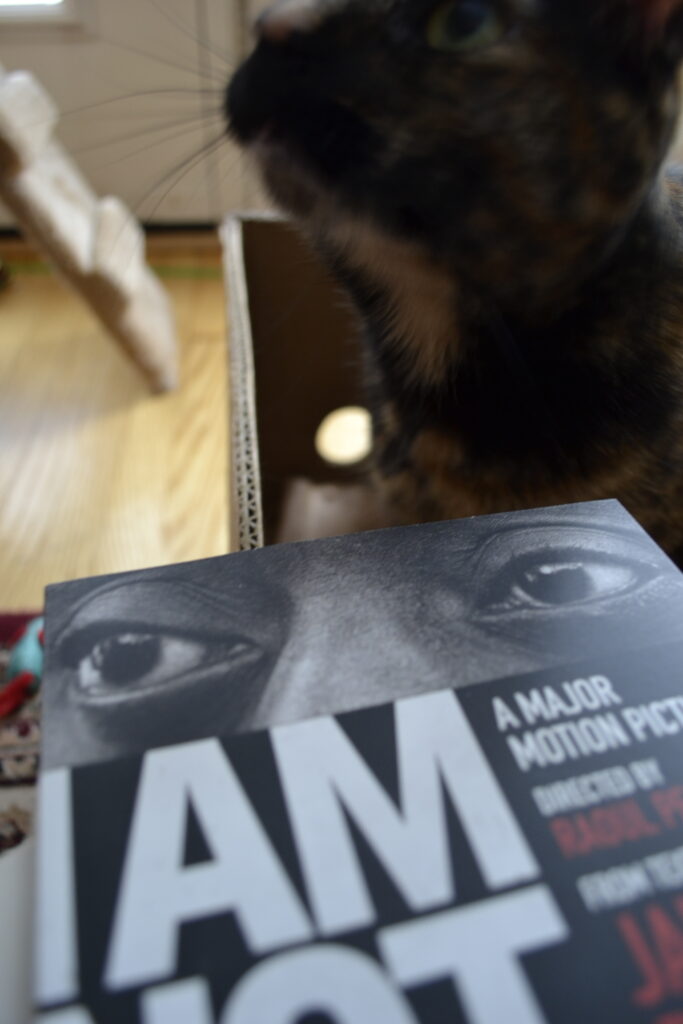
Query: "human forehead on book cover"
42 499 683 769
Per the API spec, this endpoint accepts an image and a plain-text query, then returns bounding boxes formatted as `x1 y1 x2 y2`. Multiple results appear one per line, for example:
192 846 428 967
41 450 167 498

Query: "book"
34 500 683 1023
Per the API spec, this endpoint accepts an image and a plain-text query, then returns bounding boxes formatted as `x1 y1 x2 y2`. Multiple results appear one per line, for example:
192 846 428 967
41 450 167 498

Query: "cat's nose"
255 0 324 42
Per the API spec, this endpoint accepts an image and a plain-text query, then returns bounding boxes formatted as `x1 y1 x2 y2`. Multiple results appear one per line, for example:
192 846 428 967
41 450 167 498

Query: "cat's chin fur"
251 140 460 389
252 137 324 221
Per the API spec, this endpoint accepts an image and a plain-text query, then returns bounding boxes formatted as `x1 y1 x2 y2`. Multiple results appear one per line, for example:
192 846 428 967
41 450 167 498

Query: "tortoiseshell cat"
228 0 683 563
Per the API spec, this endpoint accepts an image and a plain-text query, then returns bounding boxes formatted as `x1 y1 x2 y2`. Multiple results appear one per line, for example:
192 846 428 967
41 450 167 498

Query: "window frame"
0 0 92 29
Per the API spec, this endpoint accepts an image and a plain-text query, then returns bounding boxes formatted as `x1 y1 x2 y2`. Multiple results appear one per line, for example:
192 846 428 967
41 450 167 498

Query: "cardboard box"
223 213 384 551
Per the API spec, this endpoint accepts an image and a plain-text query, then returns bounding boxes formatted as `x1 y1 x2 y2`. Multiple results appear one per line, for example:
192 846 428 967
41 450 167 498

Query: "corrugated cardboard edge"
221 212 275 552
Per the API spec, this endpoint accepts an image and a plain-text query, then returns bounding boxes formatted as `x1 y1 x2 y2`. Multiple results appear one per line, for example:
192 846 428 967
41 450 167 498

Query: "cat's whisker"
141 0 235 72
169 138 237 224
218 151 249 182
190 0 231 213
97 132 225 266
102 38 226 85
132 132 227 223
103 156 228 284
89 118 225 173
215 155 254 203
141 143 228 226
70 110 224 158
79 107 224 123
56 89 223 125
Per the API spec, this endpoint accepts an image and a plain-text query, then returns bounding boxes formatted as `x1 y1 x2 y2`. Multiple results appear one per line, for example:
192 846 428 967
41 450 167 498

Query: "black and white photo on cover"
42 500 683 769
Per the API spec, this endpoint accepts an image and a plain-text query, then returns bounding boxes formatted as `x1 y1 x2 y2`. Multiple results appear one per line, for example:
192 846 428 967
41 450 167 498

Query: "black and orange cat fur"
228 0 683 562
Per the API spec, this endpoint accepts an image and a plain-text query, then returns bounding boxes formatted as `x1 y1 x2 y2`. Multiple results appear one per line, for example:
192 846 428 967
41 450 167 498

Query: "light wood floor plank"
0 233 229 610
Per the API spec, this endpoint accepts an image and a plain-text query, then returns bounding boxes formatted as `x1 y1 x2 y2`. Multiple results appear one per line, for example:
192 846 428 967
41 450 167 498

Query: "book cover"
34 501 683 1022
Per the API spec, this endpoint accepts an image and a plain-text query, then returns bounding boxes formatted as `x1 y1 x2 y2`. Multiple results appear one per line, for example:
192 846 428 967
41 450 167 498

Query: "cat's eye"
426 0 503 53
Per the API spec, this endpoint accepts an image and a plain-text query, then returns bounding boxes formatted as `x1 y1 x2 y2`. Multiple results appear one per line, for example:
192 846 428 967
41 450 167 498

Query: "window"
0 0 83 24
0 1 65 7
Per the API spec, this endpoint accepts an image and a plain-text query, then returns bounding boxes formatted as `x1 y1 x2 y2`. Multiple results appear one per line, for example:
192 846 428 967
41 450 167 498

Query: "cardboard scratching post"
0 65 179 392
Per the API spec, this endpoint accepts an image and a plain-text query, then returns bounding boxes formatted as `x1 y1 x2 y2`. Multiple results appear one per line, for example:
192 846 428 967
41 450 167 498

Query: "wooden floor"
0 231 230 611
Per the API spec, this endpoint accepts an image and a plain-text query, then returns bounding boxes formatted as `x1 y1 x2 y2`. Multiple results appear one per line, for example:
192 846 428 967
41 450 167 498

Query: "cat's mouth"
230 109 351 219
227 49 380 216
226 76 323 217
249 131 329 219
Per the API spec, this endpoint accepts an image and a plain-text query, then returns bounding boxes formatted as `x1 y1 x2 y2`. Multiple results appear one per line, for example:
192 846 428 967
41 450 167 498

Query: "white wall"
0 0 256 224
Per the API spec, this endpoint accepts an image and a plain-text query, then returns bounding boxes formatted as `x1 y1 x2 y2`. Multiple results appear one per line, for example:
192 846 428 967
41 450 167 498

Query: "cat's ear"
630 0 683 53
635 0 683 29
596 0 683 71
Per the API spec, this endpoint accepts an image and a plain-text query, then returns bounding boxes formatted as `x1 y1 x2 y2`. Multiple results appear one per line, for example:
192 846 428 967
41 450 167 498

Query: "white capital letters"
380 886 568 1024
105 739 312 989
142 977 214 1024
34 768 79 1004
272 690 538 934
36 1011 95 1024
223 946 419 1024
492 697 521 731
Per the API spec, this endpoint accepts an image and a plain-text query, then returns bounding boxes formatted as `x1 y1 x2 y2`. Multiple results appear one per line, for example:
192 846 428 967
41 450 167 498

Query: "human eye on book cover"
34 500 683 1023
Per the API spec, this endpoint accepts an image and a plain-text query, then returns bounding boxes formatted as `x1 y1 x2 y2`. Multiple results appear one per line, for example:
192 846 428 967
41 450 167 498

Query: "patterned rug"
0 614 42 855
